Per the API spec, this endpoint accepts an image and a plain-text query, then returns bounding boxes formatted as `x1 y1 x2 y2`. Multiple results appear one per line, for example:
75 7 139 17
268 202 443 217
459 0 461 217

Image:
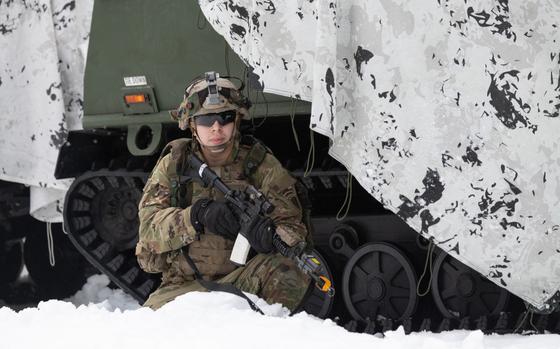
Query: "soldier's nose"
209 120 222 131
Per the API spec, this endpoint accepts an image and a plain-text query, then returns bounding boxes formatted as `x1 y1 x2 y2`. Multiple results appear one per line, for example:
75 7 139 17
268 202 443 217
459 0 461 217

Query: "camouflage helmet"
170 72 251 130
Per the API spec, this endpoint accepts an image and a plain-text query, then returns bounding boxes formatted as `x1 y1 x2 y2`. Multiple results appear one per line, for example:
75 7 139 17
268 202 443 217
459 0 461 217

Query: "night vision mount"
205 71 221 106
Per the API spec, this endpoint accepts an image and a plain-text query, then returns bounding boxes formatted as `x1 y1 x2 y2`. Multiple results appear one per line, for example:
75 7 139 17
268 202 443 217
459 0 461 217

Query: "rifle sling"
181 246 264 315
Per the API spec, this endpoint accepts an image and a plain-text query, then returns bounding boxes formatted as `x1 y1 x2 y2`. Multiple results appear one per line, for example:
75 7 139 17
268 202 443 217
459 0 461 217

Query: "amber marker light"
124 94 147 104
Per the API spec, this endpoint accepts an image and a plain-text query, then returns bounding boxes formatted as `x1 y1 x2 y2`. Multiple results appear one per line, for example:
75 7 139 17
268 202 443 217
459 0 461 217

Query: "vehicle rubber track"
63 169 158 302
341 310 560 335
63 168 560 334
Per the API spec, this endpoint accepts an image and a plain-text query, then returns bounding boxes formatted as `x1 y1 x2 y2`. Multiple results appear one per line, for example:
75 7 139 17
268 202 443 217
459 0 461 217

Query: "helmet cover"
170 73 250 130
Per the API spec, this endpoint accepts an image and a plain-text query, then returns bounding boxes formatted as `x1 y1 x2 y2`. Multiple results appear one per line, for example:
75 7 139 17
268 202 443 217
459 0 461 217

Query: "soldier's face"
195 119 235 148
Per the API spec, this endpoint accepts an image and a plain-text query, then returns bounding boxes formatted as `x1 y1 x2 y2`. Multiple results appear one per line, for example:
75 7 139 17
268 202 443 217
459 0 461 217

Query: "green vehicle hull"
81 0 309 156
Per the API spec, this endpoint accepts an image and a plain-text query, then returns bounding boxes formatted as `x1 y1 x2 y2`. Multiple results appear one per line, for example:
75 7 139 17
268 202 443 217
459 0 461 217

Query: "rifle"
187 153 335 297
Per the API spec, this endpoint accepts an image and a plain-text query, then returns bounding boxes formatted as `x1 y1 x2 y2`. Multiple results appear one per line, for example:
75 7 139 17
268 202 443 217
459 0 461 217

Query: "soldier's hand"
245 216 274 254
190 199 240 240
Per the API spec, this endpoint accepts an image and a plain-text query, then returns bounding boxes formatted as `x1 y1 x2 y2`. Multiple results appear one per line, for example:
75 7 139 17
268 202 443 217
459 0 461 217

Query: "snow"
0 275 558 349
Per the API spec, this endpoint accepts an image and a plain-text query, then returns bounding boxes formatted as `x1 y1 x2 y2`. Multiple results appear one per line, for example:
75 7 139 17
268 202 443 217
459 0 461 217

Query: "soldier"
135 72 311 311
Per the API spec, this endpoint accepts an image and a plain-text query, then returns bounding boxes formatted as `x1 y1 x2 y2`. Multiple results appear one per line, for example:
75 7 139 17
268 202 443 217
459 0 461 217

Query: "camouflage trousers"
143 253 311 311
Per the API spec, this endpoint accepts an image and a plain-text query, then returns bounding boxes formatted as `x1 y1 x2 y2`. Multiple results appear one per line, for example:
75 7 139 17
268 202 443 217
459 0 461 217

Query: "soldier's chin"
208 144 227 153
203 136 234 153
204 140 230 153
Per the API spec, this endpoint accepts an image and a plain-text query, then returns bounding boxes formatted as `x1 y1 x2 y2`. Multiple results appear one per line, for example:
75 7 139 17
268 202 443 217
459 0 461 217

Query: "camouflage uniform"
136 139 311 310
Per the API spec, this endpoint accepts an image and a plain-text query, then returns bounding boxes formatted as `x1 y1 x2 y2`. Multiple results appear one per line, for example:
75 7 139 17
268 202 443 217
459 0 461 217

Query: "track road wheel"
342 243 418 321
431 251 509 318
24 223 86 300
89 176 142 251
0 240 23 283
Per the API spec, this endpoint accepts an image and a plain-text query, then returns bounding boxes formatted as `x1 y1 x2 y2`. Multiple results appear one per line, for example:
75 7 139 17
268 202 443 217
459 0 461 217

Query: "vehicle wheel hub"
367 277 386 301
457 273 475 297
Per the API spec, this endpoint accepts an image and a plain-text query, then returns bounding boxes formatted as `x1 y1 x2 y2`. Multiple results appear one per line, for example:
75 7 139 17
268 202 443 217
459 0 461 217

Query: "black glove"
245 216 275 254
190 199 240 241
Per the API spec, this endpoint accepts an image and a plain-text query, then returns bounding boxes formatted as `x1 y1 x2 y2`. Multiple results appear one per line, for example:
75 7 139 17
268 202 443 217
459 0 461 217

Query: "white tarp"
199 0 560 309
0 0 92 221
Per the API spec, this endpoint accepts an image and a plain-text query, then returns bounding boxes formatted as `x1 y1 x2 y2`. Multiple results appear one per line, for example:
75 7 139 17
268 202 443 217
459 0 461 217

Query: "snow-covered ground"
0 275 558 349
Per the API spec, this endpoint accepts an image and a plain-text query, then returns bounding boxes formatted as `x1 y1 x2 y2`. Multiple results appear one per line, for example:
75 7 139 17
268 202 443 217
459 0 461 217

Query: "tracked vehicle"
51 0 560 333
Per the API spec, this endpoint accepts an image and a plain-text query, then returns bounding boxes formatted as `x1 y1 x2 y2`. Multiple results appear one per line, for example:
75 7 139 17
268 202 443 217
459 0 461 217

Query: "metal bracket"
127 123 162 156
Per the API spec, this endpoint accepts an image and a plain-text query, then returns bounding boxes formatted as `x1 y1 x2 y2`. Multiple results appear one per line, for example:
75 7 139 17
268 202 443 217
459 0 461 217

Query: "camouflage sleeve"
253 153 308 247
137 154 198 257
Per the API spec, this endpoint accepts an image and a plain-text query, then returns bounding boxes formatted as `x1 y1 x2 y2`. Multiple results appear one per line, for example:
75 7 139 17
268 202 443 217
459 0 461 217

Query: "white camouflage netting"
199 0 560 309
0 0 93 221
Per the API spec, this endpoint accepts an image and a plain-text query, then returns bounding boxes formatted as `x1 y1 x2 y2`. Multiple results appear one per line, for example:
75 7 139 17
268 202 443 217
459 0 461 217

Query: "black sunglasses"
194 112 236 127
